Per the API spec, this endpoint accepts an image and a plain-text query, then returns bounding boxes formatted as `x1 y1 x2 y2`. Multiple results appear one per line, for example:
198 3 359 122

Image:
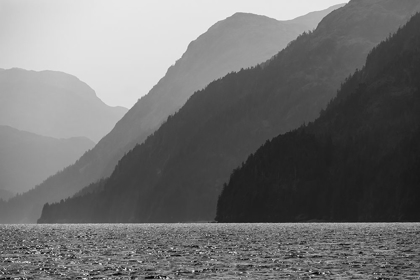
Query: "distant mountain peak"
230 12 261 18
1 68 98 102
0 68 128 142
227 12 275 21
208 12 278 32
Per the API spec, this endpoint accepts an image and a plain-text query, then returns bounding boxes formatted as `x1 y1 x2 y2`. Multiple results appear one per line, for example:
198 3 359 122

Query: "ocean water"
0 223 419 279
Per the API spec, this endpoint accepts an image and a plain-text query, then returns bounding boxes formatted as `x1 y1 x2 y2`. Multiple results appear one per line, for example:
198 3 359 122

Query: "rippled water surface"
1 223 419 279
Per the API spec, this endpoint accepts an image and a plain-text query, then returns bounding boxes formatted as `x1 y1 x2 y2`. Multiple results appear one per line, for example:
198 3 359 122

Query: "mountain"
37 0 420 224
76 4 345 188
0 125 94 194
216 12 420 222
290 3 345 29
0 6 342 224
0 68 127 142
0 189 15 202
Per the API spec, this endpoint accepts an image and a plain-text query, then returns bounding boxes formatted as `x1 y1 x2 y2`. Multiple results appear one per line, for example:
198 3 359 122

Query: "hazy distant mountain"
0 5 342 224
216 12 420 222
0 68 127 142
0 125 94 194
0 189 15 202
289 3 345 29
37 0 420 223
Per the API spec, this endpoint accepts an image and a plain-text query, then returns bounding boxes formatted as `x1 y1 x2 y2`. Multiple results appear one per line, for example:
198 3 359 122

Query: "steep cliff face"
216 12 420 222
38 1 420 224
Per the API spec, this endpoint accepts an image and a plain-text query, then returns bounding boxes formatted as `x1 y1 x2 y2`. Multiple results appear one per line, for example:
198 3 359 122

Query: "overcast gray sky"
0 0 348 108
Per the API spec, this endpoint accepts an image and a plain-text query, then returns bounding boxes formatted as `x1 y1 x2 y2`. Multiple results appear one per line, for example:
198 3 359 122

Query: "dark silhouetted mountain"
0 6 342 224
37 0 420 224
216 12 420 222
0 125 94 194
0 68 127 142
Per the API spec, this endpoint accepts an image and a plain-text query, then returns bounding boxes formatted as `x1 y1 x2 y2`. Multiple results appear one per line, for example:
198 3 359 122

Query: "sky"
0 0 348 109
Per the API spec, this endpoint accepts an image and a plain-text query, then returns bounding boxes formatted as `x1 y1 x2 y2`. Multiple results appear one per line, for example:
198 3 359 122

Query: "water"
0 223 419 279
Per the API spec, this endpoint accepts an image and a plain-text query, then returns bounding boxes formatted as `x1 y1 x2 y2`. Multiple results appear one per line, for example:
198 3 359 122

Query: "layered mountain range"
0 68 127 142
0 125 94 195
38 0 420 223
216 12 420 222
77 6 343 188
0 5 341 223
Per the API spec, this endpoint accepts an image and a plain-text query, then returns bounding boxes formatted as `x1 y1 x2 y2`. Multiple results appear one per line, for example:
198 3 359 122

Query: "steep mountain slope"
83 4 344 185
0 6 341 224
38 0 420 223
0 126 94 194
216 12 420 222
0 68 127 142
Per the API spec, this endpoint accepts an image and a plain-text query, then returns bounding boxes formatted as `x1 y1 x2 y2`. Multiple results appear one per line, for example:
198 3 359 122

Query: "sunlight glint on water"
0 223 419 279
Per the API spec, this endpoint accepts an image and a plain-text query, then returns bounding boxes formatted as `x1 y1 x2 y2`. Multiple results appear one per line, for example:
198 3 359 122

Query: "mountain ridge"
37 0 420 223
0 68 128 142
0 5 342 224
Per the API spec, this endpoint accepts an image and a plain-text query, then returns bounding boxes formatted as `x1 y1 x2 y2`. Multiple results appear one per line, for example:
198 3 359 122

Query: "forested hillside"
216 12 420 222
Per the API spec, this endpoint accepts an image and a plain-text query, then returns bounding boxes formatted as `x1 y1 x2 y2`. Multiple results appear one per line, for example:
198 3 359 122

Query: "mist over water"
1 223 419 279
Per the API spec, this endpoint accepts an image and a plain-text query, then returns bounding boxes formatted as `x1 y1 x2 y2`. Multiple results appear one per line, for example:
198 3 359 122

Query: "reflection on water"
0 223 419 279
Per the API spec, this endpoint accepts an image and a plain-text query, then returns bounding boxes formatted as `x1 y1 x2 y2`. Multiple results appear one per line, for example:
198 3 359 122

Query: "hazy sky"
0 0 348 108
